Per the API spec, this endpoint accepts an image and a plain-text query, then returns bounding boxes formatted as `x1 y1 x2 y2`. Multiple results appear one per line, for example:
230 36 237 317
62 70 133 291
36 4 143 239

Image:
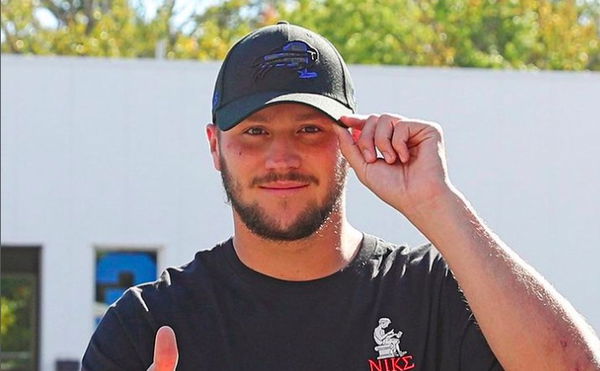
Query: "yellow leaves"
181 37 197 52
469 0 482 7
74 43 85 54
0 299 17 337
532 0 600 70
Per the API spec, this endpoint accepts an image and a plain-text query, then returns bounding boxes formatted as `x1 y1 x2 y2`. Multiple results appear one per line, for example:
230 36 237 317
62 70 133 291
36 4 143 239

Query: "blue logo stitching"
212 91 220 110
253 41 319 80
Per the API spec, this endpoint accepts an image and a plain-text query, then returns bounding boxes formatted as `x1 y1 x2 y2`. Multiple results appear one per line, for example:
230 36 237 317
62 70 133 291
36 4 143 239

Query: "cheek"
225 137 256 151
309 149 341 176
225 143 250 158
222 142 264 173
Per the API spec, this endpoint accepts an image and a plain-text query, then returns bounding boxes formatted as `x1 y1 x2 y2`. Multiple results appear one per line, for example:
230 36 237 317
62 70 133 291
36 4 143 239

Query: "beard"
219 153 348 242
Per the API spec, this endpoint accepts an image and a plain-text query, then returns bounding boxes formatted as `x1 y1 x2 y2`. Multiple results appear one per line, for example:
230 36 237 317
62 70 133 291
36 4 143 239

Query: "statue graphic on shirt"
373 317 407 359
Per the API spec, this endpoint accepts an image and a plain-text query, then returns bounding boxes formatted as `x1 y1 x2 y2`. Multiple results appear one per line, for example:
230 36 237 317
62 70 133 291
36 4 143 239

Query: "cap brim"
214 92 354 131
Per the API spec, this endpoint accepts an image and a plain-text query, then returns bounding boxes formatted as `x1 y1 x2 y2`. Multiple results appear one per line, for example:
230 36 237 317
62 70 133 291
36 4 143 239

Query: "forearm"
404 185 600 370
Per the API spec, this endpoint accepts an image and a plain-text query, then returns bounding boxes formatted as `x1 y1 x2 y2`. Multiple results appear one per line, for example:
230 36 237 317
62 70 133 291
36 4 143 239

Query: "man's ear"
206 123 222 171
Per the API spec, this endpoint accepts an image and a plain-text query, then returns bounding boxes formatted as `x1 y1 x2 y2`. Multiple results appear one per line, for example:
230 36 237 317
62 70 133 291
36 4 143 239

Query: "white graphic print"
373 317 407 359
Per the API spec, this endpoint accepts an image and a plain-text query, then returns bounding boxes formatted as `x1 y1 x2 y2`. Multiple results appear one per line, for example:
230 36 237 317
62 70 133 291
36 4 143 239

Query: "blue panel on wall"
94 250 157 324
96 252 156 286
105 288 126 305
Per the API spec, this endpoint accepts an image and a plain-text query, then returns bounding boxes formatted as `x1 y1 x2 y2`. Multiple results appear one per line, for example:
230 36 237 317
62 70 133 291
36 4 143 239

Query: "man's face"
208 103 348 241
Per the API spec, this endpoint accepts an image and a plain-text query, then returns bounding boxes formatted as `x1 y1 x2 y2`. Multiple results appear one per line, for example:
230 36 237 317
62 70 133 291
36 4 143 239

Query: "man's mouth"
258 181 310 190
251 173 319 188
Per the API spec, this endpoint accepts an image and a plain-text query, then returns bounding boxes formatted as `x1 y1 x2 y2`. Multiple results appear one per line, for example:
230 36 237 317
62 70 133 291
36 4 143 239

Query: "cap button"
277 21 289 25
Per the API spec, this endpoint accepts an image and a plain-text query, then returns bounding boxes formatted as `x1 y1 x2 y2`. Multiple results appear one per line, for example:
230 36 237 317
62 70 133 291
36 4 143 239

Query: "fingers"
339 114 377 162
152 326 179 371
338 114 370 129
332 123 366 171
391 120 411 164
339 114 413 164
374 117 396 164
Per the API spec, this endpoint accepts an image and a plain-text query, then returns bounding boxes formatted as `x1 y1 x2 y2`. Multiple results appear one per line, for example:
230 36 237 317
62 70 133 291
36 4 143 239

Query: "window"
1 246 40 371
94 249 158 325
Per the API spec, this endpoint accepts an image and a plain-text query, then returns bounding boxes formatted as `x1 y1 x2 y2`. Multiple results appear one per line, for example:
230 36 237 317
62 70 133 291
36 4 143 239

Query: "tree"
276 0 600 70
1 0 599 70
1 0 173 57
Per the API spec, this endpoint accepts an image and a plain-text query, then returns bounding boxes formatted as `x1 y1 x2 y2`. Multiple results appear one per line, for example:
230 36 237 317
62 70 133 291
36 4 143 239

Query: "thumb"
333 123 366 173
152 326 179 371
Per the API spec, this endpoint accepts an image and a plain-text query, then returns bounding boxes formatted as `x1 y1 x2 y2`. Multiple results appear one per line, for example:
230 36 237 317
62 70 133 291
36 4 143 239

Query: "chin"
265 215 306 231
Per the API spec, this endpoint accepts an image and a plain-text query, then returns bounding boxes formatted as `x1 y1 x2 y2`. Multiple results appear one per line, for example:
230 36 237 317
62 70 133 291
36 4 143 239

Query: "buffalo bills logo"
253 41 319 80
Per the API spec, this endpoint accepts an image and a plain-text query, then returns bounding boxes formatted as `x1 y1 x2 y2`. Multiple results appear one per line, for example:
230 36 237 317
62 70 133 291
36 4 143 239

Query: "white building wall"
1 55 599 370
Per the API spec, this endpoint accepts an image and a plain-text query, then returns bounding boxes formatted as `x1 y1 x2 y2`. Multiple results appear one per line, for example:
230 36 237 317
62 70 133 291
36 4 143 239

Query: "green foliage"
1 0 171 57
278 0 600 70
1 0 599 70
1 299 17 336
1 276 36 370
0 277 35 351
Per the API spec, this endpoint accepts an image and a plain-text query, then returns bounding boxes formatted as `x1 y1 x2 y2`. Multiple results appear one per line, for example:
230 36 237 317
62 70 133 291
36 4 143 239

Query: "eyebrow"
246 111 327 123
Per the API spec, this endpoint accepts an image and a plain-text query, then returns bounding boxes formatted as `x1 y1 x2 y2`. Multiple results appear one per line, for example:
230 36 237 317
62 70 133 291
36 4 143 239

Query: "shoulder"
371 236 473 314
367 234 472 316
111 239 231 319
82 240 231 369
365 234 449 278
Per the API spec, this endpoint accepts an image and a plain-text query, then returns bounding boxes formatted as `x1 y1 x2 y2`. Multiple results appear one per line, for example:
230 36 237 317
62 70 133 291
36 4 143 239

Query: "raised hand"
146 326 179 371
333 113 451 216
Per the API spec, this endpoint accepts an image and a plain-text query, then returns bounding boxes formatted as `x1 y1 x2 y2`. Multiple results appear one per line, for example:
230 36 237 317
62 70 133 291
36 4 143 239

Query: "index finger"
338 114 370 129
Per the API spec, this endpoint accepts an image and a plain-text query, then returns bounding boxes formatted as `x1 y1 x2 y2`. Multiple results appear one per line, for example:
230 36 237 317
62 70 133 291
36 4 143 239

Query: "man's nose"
264 138 301 170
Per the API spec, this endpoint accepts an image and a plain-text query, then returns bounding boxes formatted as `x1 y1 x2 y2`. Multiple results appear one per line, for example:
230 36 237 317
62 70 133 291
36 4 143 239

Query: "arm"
334 114 600 370
408 185 599 369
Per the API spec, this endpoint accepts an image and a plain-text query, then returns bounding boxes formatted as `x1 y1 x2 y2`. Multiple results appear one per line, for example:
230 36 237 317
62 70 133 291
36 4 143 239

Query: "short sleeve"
82 289 156 370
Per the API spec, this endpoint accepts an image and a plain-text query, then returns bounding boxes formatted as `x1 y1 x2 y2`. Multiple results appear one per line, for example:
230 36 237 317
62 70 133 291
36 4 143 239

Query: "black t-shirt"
82 234 503 370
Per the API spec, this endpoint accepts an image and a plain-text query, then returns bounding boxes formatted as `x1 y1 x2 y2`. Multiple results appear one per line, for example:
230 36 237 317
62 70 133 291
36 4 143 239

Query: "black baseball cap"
211 21 357 131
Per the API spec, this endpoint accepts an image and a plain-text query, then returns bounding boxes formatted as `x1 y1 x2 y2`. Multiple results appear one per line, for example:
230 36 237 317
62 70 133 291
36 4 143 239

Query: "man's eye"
300 126 321 134
245 127 267 135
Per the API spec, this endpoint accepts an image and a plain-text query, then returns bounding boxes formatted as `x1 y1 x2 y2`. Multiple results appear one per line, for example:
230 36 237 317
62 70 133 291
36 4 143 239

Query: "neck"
231 207 363 281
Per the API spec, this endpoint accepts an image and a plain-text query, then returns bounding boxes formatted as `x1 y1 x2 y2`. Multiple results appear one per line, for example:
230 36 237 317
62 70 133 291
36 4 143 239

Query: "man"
82 22 599 370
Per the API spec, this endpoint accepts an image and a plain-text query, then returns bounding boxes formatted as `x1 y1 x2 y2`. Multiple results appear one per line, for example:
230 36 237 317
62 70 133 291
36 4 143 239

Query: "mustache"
251 172 319 187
